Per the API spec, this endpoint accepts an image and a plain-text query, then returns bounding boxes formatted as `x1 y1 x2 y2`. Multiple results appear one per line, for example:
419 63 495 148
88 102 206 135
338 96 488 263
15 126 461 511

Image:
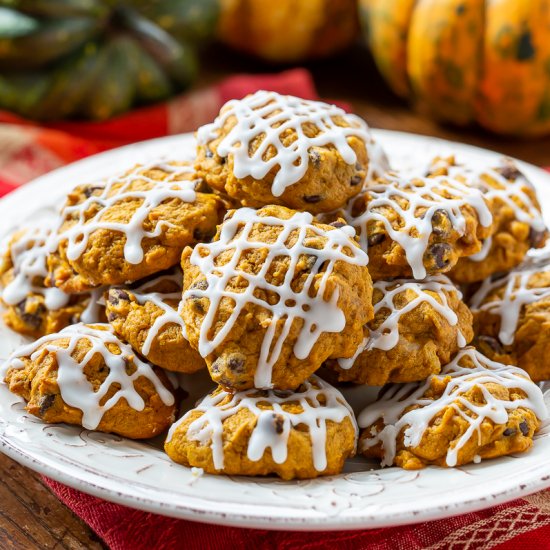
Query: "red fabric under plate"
1 68 550 549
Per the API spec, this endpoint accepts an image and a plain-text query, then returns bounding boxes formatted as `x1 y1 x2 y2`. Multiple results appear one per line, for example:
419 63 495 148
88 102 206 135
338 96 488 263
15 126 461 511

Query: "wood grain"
0 453 105 549
1 41 549 550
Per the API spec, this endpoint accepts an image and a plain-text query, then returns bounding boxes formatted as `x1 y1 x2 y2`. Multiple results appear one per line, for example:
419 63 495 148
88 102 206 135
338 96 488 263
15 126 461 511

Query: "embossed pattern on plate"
1 131 550 531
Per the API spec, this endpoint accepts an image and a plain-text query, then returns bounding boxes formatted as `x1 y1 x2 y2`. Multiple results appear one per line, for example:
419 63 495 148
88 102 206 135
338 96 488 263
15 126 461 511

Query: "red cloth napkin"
2 68 550 549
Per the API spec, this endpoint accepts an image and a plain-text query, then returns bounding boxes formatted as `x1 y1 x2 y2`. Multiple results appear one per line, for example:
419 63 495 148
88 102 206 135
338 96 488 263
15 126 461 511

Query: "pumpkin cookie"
106 268 205 373
342 168 493 279
470 258 550 381
329 275 473 386
165 375 357 480
195 91 387 214
47 161 225 293
181 205 373 391
0 222 104 337
426 157 547 283
2 323 176 439
359 348 547 469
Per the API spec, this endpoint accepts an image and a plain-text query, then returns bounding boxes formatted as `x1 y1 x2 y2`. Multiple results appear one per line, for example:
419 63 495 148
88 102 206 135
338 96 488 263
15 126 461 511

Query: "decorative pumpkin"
218 0 359 62
360 0 550 136
0 0 219 120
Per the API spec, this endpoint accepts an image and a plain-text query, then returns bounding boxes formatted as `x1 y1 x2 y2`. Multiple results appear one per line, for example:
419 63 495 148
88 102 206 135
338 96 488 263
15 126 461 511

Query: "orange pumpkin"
361 0 550 136
218 0 359 62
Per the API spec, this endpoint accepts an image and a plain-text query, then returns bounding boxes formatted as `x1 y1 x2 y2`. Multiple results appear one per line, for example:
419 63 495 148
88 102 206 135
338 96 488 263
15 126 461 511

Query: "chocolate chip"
191 298 205 314
273 413 285 434
496 162 522 181
431 209 452 237
503 428 516 436
330 221 346 229
428 243 452 269
38 394 56 416
193 227 215 242
477 335 505 354
350 175 363 186
519 421 529 436
310 151 321 169
189 279 208 291
219 156 226 165
529 227 547 249
367 232 385 247
355 163 363 171
205 148 213 158
227 354 245 373
273 390 292 398
106 311 117 322
83 185 104 198
210 359 222 374
17 299 45 330
108 288 129 305
303 194 323 204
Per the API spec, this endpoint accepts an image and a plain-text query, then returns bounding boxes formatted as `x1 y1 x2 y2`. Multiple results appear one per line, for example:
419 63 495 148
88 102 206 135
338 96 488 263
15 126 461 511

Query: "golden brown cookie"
195 91 386 214
2 323 176 439
181 205 373 391
106 269 205 373
47 161 225 293
328 275 473 386
165 375 357 480
0 222 105 337
428 157 547 283
470 258 550 381
341 168 493 280
359 348 546 469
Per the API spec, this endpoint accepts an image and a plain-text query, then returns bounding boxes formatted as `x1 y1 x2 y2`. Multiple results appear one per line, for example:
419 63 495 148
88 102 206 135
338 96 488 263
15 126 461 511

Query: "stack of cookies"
1 91 549 480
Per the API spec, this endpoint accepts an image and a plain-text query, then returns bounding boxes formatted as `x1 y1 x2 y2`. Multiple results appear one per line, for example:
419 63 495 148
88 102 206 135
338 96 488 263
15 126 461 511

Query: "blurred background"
0 0 549 189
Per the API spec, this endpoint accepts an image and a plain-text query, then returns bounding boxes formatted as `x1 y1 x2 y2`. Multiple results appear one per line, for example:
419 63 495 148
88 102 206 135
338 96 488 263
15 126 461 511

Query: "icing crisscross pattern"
128 268 189 355
338 275 466 369
167 375 357 471
345 172 493 279
1 220 68 310
358 348 548 467
60 162 198 265
185 207 368 388
196 90 372 197
470 264 550 346
1 323 175 430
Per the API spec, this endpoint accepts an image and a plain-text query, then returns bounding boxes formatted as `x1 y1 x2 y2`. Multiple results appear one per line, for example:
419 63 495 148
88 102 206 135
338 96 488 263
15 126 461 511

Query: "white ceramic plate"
1 130 550 531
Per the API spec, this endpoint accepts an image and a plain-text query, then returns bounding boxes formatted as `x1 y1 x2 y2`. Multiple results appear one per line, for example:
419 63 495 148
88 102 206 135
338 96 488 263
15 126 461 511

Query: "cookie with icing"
195 91 387 214
359 348 547 469
328 275 473 386
471 258 550 381
106 268 205 373
428 157 547 284
341 167 494 280
0 222 104 337
165 375 357 480
2 323 176 439
47 161 226 293
181 205 373 391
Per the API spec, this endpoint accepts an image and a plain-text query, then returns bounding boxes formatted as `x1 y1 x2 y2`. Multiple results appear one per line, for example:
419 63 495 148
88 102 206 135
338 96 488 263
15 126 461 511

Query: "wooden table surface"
1 42 549 549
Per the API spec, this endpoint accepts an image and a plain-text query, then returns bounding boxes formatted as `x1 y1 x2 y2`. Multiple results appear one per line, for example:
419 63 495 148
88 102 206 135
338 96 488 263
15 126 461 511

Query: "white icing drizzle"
1 323 174 429
196 90 374 197
345 172 493 279
358 347 548 467
470 264 550 346
337 275 466 370
184 207 368 388
125 268 188 355
447 160 545 262
1 221 68 310
166 375 357 471
60 161 198 265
